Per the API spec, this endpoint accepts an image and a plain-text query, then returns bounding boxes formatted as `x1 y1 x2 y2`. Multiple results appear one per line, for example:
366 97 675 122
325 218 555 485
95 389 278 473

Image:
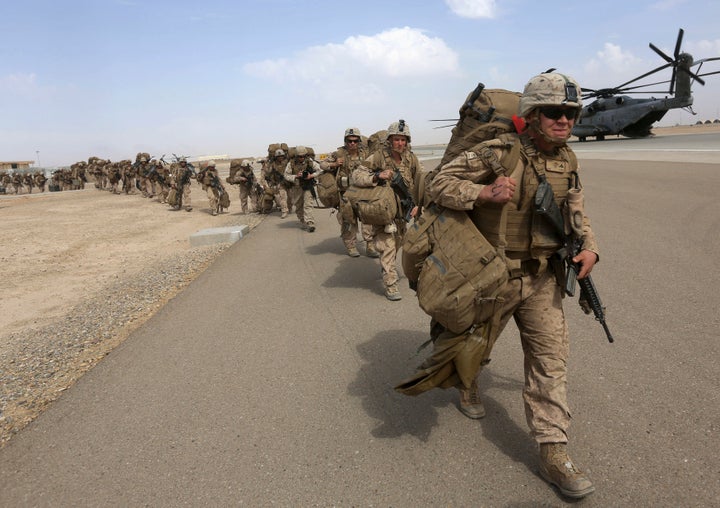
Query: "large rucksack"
438 83 521 168
401 82 523 334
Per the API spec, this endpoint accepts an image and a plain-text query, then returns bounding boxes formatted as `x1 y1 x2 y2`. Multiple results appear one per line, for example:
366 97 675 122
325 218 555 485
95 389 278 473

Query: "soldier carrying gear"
284 144 321 232
396 72 599 499
321 127 376 258
350 120 422 300
233 159 261 214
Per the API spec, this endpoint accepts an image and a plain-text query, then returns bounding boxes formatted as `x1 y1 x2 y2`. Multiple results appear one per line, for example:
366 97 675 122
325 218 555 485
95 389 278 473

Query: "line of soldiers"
0 170 48 194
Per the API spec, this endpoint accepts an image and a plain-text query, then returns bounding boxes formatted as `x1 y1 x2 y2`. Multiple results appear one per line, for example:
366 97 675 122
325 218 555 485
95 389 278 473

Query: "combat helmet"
274 148 286 158
344 127 362 139
241 159 252 167
206 160 216 168
518 72 582 118
295 146 308 157
386 119 411 142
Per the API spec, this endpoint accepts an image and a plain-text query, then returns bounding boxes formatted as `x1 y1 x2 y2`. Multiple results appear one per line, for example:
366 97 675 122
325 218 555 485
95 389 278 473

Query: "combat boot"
366 243 380 258
538 443 595 499
385 283 402 301
347 247 360 257
457 378 485 419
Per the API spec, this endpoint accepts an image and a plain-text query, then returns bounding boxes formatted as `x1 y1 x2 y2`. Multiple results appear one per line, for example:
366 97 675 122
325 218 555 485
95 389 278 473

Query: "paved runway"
1 133 719 506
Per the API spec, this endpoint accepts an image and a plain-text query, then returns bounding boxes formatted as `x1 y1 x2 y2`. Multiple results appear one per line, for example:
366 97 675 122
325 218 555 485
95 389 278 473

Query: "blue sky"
2 0 719 166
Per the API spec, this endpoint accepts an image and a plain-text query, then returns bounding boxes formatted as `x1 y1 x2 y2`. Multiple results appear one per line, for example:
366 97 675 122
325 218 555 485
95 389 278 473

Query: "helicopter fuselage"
572 94 693 140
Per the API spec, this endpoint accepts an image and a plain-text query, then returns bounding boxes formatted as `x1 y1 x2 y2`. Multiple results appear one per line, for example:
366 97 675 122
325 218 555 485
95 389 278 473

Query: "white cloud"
584 43 643 75
687 39 720 58
445 0 496 18
243 26 459 85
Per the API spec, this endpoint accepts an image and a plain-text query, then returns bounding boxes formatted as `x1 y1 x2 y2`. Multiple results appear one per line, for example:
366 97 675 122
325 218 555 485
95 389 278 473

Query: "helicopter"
573 28 720 141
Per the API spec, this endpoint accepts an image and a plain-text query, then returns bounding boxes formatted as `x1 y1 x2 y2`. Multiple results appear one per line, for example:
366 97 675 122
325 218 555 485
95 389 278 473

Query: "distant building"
0 160 35 171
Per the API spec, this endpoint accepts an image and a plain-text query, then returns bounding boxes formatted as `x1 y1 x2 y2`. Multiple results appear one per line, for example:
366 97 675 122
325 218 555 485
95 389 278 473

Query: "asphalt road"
1 133 719 506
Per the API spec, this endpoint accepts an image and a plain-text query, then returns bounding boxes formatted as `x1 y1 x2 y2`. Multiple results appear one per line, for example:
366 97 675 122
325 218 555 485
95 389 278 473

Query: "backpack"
316 171 339 208
438 83 521 168
367 130 388 154
344 183 397 226
401 81 524 334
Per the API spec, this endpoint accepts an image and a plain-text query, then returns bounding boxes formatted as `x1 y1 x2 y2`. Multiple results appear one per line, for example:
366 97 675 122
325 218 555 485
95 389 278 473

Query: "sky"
2 0 719 167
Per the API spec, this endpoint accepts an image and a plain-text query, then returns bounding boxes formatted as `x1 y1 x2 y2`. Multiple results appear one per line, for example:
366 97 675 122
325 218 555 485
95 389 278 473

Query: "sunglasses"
346 138 360 144
540 106 578 120
539 106 579 120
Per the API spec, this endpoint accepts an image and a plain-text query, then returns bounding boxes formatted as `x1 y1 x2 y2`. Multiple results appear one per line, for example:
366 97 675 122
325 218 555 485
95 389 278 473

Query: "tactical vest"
470 134 578 260
335 146 367 181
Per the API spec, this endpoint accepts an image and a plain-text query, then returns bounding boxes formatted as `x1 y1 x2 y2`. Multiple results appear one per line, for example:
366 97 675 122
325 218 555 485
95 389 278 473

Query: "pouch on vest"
344 184 398 226
167 188 178 206
412 207 508 334
316 171 340 208
219 191 230 209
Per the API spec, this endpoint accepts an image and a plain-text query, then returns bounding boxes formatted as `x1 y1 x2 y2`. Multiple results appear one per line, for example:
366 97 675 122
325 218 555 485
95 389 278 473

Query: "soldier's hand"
377 169 392 181
573 249 598 279
477 176 516 204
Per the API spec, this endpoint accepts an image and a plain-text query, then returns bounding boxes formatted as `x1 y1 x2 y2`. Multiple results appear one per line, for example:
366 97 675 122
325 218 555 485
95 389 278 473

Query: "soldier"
321 128 378 258
233 160 261 214
352 120 422 300
198 160 226 216
171 158 194 211
107 162 122 194
150 158 171 203
135 155 154 198
284 145 321 232
259 148 290 218
422 72 599 498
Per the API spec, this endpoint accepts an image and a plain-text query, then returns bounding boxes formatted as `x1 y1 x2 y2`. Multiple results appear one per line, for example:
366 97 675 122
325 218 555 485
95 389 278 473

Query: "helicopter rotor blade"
613 62 673 91
433 124 457 129
429 119 460 122
649 42 673 63
673 28 684 59
669 66 677 95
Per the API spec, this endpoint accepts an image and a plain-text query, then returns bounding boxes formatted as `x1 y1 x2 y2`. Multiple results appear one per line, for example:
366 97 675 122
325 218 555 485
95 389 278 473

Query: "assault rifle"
300 169 320 207
210 171 226 197
389 171 416 222
534 177 614 343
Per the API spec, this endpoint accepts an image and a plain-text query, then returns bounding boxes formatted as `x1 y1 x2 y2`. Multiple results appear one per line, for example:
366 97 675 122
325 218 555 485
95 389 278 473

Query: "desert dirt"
0 161 263 446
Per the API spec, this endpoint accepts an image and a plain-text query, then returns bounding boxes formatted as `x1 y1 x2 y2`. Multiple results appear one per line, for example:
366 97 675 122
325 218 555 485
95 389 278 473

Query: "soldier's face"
389 135 407 154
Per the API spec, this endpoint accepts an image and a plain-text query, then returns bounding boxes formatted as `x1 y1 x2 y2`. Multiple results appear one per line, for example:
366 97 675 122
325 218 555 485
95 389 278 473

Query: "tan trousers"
495 270 570 443
371 220 406 287
337 213 374 250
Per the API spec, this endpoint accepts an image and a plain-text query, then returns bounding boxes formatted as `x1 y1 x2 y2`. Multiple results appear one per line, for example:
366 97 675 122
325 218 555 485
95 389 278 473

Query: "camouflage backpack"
438 83 521 168
400 82 523 334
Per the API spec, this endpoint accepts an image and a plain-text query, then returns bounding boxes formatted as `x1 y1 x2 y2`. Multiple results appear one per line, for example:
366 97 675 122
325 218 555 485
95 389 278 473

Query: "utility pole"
36 150 41 167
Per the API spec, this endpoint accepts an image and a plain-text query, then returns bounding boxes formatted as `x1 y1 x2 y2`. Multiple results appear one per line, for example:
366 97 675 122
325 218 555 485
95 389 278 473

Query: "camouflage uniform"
198 161 224 215
260 151 290 217
284 146 321 231
352 121 421 299
172 160 194 211
320 128 376 257
234 161 259 214
426 72 599 498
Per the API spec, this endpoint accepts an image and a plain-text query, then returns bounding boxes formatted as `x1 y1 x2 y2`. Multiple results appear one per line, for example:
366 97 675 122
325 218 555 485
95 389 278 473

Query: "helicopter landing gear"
596 135 605 141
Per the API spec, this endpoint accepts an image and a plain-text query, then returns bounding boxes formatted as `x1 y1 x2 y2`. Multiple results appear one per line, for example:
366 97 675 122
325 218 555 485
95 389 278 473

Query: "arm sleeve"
428 150 495 210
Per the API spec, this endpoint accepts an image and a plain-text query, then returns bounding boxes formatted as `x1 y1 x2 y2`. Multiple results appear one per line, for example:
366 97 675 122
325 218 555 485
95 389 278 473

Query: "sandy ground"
1 163 257 336
0 162 264 444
